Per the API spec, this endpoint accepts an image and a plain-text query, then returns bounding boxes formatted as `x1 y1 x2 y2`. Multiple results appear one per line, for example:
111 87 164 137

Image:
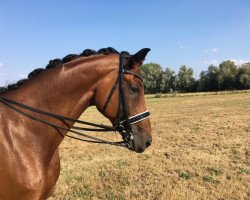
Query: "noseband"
102 55 150 145
0 54 150 148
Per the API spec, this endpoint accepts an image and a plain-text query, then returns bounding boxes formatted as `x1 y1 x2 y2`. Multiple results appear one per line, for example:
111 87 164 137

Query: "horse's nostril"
146 139 152 148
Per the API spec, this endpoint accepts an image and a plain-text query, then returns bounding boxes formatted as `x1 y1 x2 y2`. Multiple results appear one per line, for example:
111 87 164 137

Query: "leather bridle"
102 54 150 146
0 54 150 149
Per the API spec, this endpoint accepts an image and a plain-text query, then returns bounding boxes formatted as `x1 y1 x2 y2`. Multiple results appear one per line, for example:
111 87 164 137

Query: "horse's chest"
0 139 60 199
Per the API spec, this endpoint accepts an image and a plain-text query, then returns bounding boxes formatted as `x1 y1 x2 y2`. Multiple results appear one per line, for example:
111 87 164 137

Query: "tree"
140 60 249 94
218 60 238 90
198 70 207 91
198 65 219 91
141 63 166 94
237 62 250 89
164 68 177 92
177 65 196 92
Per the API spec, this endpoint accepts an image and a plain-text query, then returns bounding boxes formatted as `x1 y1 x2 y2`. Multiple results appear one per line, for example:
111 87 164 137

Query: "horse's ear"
126 48 151 68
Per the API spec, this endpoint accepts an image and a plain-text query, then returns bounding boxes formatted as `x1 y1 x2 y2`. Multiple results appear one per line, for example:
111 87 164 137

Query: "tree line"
140 60 250 94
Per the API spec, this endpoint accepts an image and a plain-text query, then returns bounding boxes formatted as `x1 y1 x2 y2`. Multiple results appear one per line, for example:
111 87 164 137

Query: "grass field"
49 92 250 200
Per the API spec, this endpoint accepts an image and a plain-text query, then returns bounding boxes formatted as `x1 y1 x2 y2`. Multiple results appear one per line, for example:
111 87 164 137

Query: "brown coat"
0 49 152 199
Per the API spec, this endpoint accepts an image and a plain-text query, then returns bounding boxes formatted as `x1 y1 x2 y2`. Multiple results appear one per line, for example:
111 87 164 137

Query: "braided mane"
0 47 130 93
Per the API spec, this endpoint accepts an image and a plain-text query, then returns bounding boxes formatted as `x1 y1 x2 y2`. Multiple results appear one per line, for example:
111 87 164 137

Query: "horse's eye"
131 85 141 94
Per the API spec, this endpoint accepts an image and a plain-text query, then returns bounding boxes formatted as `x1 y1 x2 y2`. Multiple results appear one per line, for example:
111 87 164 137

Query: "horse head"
95 48 152 153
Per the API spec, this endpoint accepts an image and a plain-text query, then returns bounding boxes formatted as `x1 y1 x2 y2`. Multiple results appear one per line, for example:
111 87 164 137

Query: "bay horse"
0 48 152 199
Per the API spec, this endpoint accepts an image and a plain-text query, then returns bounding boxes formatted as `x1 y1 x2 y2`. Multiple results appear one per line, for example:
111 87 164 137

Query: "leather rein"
0 54 150 149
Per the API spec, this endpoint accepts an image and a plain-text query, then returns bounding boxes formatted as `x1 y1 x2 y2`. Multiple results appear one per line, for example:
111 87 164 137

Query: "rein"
0 96 126 147
0 54 150 149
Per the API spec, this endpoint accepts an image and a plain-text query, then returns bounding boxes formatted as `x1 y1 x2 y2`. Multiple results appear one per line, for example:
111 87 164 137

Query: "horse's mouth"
126 138 152 153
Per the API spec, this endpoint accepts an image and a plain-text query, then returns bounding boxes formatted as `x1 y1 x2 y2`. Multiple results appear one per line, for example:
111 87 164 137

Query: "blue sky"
0 0 250 85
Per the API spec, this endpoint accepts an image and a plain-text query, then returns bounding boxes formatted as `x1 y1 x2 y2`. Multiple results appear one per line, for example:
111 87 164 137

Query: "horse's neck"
9 55 116 119
4 55 117 161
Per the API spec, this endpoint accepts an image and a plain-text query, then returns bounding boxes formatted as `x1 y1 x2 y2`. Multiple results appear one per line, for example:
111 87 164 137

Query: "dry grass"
49 92 250 200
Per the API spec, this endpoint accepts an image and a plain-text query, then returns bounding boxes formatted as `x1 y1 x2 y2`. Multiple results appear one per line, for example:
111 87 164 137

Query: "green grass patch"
238 168 250 175
179 172 192 180
203 176 220 184
116 160 130 169
146 90 250 99
206 167 223 176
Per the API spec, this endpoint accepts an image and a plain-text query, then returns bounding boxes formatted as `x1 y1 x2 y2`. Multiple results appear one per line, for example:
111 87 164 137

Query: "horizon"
0 0 250 85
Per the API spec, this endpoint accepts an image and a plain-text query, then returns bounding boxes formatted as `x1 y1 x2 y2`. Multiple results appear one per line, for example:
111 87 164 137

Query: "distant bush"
141 61 250 94
155 93 163 98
